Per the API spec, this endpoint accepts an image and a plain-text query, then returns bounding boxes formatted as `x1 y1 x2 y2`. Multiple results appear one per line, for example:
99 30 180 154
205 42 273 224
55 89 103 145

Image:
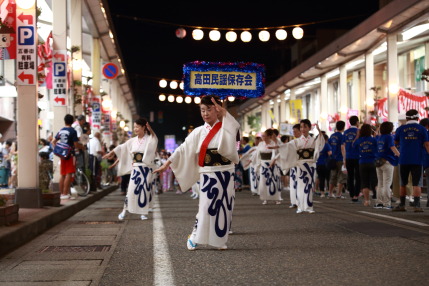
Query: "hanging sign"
0 0 17 60
102 62 119 79
289 99 303 122
91 95 102 130
15 1 36 85
183 61 265 99
52 50 67 106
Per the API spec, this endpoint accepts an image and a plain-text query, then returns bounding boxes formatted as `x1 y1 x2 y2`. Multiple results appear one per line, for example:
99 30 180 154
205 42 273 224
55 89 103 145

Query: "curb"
0 186 118 257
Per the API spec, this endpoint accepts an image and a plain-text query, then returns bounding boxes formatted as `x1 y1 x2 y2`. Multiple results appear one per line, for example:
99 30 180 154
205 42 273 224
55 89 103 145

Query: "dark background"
103 1 381 146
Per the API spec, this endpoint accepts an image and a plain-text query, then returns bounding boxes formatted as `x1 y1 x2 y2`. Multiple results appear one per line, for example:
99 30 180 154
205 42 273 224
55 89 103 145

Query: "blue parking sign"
17 26 34 45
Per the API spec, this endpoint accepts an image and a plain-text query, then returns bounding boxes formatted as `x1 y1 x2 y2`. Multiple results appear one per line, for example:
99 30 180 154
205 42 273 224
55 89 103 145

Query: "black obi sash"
204 148 231 166
297 148 314 160
260 152 272 160
133 152 144 163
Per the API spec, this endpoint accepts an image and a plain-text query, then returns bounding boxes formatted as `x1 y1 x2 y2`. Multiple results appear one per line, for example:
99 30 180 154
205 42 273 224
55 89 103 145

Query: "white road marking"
153 195 175 286
358 211 429 226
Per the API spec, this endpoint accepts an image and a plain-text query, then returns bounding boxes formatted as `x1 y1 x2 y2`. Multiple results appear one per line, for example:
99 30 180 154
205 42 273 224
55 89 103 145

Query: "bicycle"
71 167 91 197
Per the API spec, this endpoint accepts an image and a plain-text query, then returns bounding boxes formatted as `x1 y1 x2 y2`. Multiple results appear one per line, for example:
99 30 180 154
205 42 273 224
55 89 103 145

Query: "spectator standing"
342 116 361 202
393 109 429 212
353 124 378 206
88 131 104 191
52 114 82 200
328 120 347 199
420 118 429 207
0 139 11 188
375 122 400 209
72 115 87 171
316 133 332 197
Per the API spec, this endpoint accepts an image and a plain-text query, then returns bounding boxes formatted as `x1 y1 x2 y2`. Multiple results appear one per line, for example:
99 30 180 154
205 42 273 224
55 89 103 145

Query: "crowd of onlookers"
0 134 17 189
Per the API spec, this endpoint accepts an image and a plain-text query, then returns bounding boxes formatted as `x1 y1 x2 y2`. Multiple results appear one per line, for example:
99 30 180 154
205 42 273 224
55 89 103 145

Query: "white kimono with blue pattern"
169 112 240 248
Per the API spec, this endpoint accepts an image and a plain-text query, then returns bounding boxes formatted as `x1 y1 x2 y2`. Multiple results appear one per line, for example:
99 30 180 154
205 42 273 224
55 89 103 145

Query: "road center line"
153 195 175 286
358 211 429 226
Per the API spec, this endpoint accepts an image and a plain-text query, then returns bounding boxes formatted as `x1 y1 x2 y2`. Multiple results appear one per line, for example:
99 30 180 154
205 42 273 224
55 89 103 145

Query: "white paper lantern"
209 30 221 41
168 95 175 102
258 30 270 42
192 29 204 40
185 96 192 104
176 96 183 103
292 27 304 39
159 79 167 88
225 31 237 42
170 81 178 89
176 28 186 39
194 97 201 104
159 94 166 101
275 29 287 40
240 31 252 42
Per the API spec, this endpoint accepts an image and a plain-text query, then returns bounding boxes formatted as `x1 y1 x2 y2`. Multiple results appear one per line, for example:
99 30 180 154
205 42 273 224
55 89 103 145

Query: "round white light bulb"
194 97 201 104
167 95 175 102
258 30 270 42
209 30 221 41
192 29 204 40
225 31 237 42
240 31 252 42
185 96 192 104
159 79 167 88
275 29 287 40
179 81 184 90
170 81 178 89
176 96 183 103
227 96 235 102
292 27 304 39
159 94 166 101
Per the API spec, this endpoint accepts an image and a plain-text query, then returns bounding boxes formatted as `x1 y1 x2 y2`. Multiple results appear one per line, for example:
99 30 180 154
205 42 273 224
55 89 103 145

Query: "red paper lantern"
176 28 186 39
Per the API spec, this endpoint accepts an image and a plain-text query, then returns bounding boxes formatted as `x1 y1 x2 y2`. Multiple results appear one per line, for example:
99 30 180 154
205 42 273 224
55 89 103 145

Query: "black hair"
280 135 289 143
335 120 346 131
200 95 222 106
349 116 359 126
300 119 311 129
242 136 249 143
420 118 429 128
40 138 49 146
359 124 372 137
64 114 74 125
380 121 394 135
406 109 419 120
272 129 279 136
39 151 50 160
264 128 274 137
135 117 150 135
293 124 300 130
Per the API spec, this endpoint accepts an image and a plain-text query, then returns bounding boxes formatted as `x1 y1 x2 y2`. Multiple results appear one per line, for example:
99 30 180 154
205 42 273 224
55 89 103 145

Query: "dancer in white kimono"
255 129 282 205
103 118 158 220
154 95 240 251
240 145 259 196
275 119 324 213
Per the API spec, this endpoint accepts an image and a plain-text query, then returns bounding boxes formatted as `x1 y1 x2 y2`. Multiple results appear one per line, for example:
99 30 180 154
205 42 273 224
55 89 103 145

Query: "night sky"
103 0 380 146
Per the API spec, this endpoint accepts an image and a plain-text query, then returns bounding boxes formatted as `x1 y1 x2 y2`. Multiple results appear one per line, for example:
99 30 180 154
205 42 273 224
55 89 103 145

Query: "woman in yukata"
154 95 240 251
103 117 158 220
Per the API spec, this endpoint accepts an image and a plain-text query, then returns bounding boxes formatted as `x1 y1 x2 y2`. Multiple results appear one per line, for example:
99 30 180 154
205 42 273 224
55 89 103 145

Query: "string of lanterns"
176 26 304 42
158 94 236 104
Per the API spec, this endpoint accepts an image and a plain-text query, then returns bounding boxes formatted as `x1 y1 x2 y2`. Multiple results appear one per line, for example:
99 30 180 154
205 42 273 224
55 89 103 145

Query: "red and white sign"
52 49 67 106
0 0 17 60
15 1 36 85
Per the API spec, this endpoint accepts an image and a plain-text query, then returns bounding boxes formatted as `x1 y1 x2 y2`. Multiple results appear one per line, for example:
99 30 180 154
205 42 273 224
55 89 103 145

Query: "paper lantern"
225 31 237 42
176 96 183 103
159 79 167 88
275 29 287 40
168 95 175 102
240 31 252 42
170 81 178 89
194 97 201 104
159 94 166 101
192 29 204 40
292 27 304 39
176 28 186 39
185 96 192 104
258 30 270 42
209 30 221 41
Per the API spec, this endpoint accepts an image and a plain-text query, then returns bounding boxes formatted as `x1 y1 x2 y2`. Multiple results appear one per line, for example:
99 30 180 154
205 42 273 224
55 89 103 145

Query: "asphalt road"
0 188 428 286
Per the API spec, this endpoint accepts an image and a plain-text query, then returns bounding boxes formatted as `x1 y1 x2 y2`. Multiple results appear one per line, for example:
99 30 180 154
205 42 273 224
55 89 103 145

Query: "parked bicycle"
71 167 90 197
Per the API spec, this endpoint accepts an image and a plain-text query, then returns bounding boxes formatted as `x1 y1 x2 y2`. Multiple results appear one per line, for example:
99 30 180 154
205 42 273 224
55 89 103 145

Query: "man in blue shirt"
419 118 429 207
393 109 429 212
341 116 360 202
328 121 346 198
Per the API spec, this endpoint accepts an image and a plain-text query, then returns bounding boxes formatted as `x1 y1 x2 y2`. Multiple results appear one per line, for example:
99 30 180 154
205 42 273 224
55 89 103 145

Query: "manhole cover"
38 245 111 253
77 221 123 224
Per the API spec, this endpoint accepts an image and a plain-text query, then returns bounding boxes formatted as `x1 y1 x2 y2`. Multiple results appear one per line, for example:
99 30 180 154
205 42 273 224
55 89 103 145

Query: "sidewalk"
0 185 118 257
